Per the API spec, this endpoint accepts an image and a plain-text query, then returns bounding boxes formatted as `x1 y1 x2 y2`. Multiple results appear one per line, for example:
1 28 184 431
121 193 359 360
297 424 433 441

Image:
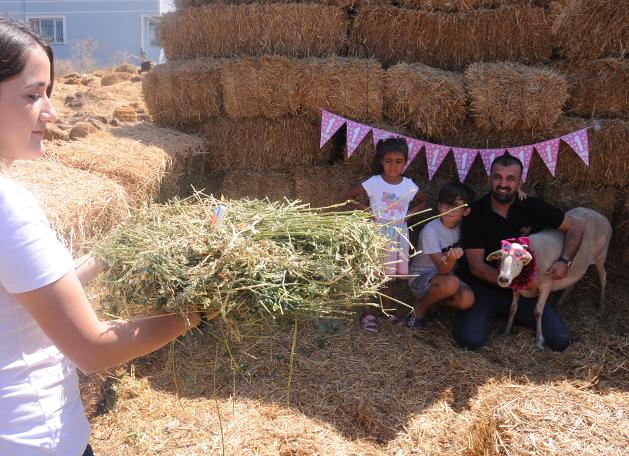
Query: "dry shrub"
221 56 302 119
552 0 629 60
70 121 97 139
301 57 385 123
160 4 347 60
385 63 466 139
464 62 568 134
556 58 629 119
114 63 137 74
350 5 552 69
203 117 329 172
293 164 368 208
46 124 206 207
397 0 550 10
101 72 134 86
112 106 137 122
142 60 224 127
221 170 295 201
11 159 130 254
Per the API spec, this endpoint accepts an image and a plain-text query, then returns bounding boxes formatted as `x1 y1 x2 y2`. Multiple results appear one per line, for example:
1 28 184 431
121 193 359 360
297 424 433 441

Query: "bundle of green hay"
350 5 552 69
385 63 466 139
464 61 568 134
552 0 629 60
95 195 390 319
160 4 348 60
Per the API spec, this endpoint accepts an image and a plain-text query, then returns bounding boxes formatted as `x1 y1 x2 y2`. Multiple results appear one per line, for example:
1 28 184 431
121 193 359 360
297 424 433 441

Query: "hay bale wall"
160 4 348 60
349 5 552 69
397 0 550 11
464 62 568 134
220 170 295 201
293 165 367 208
385 63 466 139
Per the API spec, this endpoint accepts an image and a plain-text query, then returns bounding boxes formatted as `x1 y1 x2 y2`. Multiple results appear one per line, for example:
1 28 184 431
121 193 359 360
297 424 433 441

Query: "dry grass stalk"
11 159 130 254
160 4 348 60
385 63 466 139
293 164 368 208
397 0 550 11
464 62 568 134
552 0 629 60
221 170 295 201
202 117 330 172
556 58 629 119
350 5 552 69
101 72 134 86
142 60 224 127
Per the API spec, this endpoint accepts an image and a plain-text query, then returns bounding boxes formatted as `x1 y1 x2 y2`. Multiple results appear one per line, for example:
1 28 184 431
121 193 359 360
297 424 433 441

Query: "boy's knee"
439 275 459 295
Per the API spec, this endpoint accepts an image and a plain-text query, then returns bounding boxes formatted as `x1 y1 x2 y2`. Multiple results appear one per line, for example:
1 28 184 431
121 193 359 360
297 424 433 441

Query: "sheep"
486 207 612 351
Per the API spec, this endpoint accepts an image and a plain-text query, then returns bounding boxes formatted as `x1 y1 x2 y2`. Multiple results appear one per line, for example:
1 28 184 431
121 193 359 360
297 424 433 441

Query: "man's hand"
448 247 464 260
546 261 568 280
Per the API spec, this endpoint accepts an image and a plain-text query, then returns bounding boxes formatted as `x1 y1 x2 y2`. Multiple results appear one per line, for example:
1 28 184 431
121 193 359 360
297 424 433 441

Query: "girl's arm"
342 184 369 211
14 271 201 374
408 191 430 216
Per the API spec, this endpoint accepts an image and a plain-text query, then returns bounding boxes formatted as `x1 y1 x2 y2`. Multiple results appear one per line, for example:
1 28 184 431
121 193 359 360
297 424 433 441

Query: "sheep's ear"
486 250 502 262
521 251 533 266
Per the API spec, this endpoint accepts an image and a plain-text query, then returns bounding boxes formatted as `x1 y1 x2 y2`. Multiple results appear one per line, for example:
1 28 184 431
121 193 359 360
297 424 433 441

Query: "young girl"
343 137 429 332
0 18 200 456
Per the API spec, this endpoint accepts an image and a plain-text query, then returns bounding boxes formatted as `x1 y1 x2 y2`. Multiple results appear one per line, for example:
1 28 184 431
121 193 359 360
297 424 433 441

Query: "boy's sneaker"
407 317 426 329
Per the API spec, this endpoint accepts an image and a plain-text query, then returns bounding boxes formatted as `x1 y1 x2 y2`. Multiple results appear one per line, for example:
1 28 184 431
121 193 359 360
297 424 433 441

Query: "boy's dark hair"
0 17 55 97
371 136 408 175
438 182 475 206
490 152 523 176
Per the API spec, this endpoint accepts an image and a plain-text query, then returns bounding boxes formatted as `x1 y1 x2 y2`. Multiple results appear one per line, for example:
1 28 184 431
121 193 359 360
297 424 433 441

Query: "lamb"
486 207 612 351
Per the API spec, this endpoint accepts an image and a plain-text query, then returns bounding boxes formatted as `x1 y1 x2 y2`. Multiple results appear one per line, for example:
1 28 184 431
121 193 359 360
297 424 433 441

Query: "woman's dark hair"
371 136 408 175
0 17 55 96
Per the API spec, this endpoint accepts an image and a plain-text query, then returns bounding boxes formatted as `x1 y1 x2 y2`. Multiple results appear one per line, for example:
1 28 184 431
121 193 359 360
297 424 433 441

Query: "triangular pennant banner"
508 145 534 182
372 128 397 148
402 137 424 172
319 110 346 148
478 149 506 175
534 138 560 176
424 143 450 181
451 148 478 183
346 120 371 158
561 128 589 166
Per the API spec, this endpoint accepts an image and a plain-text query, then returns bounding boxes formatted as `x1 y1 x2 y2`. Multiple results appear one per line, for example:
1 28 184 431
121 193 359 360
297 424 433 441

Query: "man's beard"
492 187 516 203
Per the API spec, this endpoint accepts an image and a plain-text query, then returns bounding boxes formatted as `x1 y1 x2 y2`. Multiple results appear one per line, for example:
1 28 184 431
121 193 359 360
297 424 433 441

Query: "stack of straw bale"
397 0 550 11
11 159 130 254
221 170 295 201
293 164 368 208
159 4 347 60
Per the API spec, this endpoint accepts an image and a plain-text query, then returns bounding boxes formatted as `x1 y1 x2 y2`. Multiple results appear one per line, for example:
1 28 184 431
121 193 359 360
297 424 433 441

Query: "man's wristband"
558 256 572 268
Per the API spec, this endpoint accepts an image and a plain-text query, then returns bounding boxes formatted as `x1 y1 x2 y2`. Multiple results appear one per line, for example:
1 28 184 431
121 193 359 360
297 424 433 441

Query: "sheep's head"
486 238 534 288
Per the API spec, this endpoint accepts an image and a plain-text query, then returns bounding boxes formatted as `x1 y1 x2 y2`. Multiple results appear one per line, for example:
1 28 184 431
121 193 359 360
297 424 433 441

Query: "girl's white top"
361 175 419 223
0 176 90 456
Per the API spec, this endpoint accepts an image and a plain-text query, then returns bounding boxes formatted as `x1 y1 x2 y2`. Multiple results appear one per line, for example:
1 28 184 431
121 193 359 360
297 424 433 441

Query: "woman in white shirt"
0 18 200 456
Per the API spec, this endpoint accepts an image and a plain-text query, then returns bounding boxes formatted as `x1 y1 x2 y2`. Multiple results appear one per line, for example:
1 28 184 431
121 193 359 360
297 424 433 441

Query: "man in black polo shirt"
455 154 585 351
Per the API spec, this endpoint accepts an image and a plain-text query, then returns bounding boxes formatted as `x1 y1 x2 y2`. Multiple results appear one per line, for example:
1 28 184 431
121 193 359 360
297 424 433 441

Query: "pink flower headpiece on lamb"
490 237 538 291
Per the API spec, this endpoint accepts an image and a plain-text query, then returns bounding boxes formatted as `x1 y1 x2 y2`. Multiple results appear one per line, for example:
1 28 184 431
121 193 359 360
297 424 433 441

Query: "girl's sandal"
360 314 379 333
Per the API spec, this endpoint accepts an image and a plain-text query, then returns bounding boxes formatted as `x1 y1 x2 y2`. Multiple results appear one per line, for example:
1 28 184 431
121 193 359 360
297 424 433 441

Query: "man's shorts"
408 271 438 300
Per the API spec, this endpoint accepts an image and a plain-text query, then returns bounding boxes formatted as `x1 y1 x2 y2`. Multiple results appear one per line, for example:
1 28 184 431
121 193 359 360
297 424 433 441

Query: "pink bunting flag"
561 128 590 166
424 143 451 181
534 138 560 176
319 110 346 148
478 149 506 176
451 148 478 182
372 128 397 148
508 145 534 182
402 137 424 172
345 120 371 158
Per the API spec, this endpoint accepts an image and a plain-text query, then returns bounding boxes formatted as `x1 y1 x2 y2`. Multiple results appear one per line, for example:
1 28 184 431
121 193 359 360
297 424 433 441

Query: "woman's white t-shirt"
361 175 419 222
0 176 90 455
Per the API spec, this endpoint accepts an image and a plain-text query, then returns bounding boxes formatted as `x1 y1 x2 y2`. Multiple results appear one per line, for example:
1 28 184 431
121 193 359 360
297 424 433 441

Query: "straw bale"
49 124 206 206
301 57 385 123
80 76 95 86
556 59 629 119
142 60 223 127
220 56 302 120
397 0 550 11
101 72 134 86
203 117 330 172
350 5 552 69
293 164 368 208
220 170 295 201
552 0 629 60
114 63 138 74
70 121 97 139
92 70 105 77
63 75 81 85
11 159 130 254
385 63 466 139
160 4 347 60
464 62 568 134
536 180 617 222
44 124 69 141
112 106 138 123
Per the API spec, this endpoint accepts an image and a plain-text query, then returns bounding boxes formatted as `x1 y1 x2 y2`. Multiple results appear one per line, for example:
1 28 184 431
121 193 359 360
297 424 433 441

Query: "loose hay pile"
101 72 134 86
95 196 390 320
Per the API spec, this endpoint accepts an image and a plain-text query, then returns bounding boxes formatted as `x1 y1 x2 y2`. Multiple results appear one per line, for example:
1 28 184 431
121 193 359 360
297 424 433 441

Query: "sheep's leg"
503 292 520 337
556 284 575 308
534 286 552 352
595 260 607 314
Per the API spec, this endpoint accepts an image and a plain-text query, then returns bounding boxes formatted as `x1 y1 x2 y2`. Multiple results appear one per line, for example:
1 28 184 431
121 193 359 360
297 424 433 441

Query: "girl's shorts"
379 221 412 277
408 272 437 299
